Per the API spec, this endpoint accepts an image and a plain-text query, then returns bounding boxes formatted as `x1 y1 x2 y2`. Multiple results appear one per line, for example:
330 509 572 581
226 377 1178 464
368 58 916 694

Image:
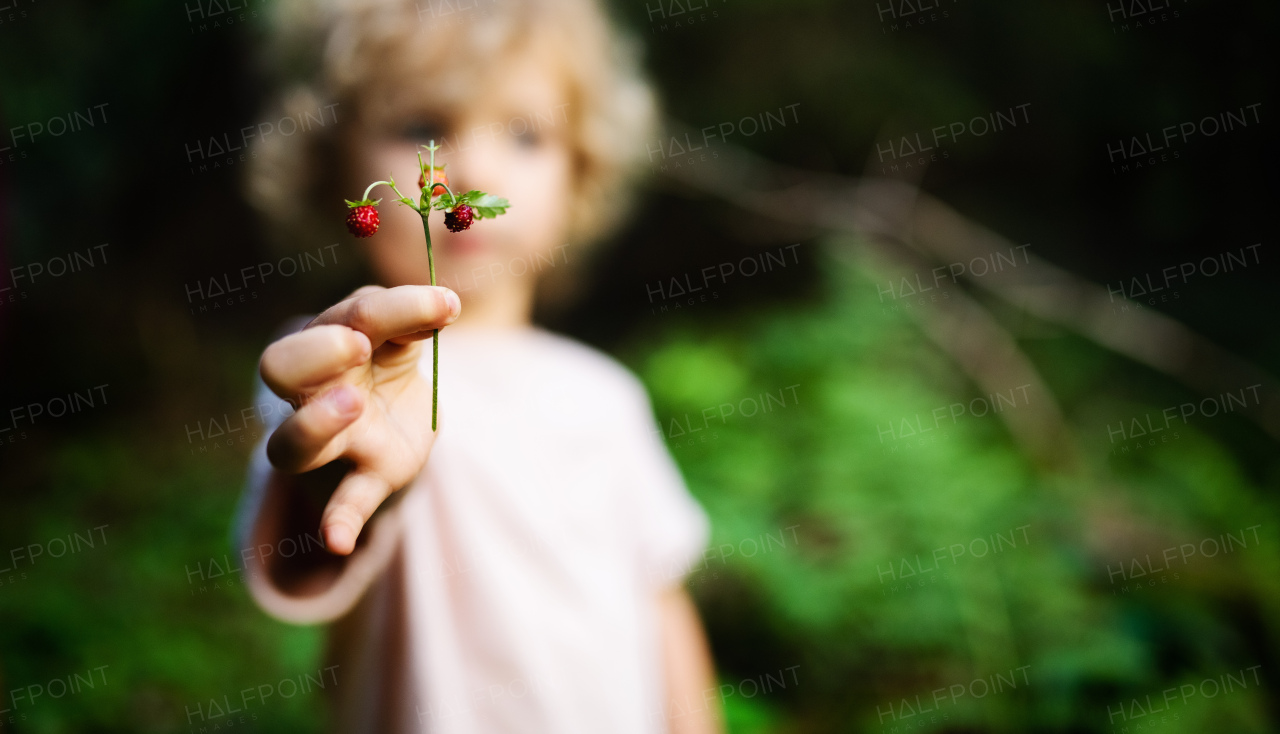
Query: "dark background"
1 0 1278 732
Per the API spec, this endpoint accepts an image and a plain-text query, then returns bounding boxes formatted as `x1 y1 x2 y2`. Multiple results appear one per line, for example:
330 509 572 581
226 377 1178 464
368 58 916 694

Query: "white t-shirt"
235 324 710 733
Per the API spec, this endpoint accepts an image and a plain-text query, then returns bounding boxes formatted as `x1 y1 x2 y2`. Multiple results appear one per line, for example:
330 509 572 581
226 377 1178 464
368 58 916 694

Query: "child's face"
351 61 573 302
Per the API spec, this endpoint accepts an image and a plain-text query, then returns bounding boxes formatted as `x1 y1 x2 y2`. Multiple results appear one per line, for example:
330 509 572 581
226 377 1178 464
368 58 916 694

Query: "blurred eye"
399 119 447 143
514 128 542 149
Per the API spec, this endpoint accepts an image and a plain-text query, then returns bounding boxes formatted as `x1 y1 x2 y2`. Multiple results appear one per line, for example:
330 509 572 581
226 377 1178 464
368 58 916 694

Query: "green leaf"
424 189 509 217
466 192 510 219
469 193 509 209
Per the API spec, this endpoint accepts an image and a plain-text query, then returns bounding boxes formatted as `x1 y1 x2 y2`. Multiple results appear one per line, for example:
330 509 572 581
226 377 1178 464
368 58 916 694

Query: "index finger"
309 285 461 347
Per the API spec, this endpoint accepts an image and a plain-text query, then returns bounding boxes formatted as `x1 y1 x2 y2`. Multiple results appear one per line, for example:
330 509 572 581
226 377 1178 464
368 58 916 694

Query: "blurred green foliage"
622 241 1279 732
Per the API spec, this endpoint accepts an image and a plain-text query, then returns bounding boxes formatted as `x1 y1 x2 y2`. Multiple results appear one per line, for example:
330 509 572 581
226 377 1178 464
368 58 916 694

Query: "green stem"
420 141 459 208
429 182 459 206
386 179 419 210
361 179 391 202
421 210 438 431
360 178 420 211
417 141 446 431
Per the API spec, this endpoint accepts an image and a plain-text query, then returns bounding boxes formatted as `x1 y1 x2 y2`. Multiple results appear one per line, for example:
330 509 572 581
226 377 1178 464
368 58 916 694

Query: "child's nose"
448 138 505 193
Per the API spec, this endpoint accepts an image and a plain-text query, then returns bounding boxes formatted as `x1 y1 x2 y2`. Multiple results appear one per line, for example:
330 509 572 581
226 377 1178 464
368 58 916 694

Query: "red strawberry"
346 205 380 238
444 204 474 232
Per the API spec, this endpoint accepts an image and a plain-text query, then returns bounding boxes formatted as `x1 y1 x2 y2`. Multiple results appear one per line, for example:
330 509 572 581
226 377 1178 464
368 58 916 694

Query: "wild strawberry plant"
344 140 509 430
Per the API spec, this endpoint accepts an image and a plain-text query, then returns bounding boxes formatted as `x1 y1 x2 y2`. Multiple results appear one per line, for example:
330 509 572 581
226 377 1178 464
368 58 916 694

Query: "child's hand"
258 284 461 555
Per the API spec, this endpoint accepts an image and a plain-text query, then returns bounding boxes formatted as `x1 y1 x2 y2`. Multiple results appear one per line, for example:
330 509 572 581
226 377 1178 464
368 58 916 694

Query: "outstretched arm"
658 585 725 734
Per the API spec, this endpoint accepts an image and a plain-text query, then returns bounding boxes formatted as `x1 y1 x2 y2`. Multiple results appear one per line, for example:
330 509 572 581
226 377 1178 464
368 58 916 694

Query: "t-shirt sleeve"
229 371 299 555
230 315 312 556
617 376 711 590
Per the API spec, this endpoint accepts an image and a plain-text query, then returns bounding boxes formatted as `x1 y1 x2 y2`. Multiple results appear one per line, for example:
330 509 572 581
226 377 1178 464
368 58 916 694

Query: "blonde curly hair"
245 0 659 291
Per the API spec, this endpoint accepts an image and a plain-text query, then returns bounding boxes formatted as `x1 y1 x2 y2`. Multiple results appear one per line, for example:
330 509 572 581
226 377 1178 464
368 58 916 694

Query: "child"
233 0 722 732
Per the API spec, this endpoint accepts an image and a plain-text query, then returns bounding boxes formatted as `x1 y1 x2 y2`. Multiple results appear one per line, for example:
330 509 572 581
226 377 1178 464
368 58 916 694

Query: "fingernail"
324 386 360 416
324 523 354 554
353 332 373 361
443 289 461 321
